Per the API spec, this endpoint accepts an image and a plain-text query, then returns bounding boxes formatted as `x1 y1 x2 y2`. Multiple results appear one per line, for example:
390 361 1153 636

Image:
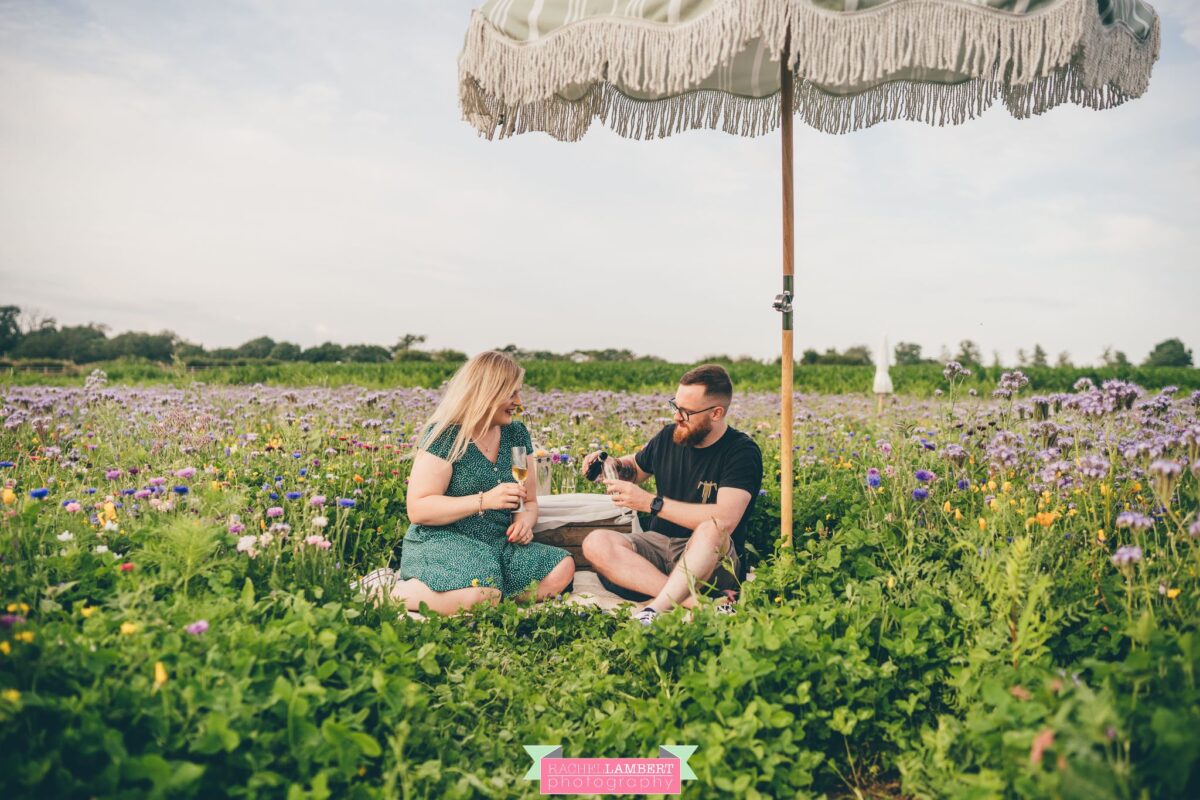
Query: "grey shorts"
596 529 741 602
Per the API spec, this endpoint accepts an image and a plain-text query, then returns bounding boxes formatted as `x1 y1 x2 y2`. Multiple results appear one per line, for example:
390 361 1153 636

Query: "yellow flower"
103 502 117 522
120 622 139 636
1001 481 1013 494
1 689 20 704
153 661 168 691
1097 529 1106 542
774 596 783 604
978 518 987 532
210 481 221 491
79 604 97 618
14 631 34 644
353 474 364 483
943 501 952 514
989 499 1000 511
1 488 14 505
470 578 480 587
1166 588 1181 600
0 641 10 656
1100 483 1110 497
1035 511 1059 528
987 480 997 491
1132 481 1142 493
954 509 963 521
4 604 16 613
886 576 895 590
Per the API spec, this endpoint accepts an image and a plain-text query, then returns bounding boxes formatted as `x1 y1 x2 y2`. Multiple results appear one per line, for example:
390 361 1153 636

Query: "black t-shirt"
634 424 763 554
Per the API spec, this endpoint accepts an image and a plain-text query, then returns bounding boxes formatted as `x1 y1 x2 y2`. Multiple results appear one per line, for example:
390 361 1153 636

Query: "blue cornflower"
285 491 302 500
61 499 77 507
121 488 136 496
337 498 356 508
867 468 882 489
915 469 935 483
85 488 96 495
957 479 970 490
299 468 308 477
30 488 49 499
757 489 768 497
0 461 13 468
173 485 189 495
911 488 929 501
269 492 279 500
292 452 303 459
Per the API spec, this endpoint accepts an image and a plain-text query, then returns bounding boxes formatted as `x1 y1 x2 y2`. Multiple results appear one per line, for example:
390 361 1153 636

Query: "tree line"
0 306 1192 368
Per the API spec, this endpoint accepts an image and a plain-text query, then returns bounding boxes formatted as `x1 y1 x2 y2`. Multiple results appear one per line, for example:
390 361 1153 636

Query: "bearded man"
580 364 763 624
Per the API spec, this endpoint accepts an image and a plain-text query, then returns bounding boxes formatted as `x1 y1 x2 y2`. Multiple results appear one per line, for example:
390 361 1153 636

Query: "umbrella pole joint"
772 278 793 331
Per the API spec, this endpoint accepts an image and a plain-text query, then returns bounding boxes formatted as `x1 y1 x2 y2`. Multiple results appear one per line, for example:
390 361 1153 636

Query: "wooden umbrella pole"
779 40 795 550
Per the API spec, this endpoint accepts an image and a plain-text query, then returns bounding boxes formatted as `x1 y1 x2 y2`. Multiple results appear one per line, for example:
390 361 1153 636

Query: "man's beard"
673 418 712 447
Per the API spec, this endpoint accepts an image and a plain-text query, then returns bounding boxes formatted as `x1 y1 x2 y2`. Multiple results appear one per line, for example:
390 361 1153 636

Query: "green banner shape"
523 745 562 779
658 745 698 780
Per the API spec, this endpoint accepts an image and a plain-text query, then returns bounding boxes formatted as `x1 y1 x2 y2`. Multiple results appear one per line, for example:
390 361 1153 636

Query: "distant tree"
174 341 206 359
430 349 468 362
209 348 239 359
1031 344 1048 368
302 342 345 363
12 324 108 362
19 308 56 333
893 342 924 365
343 344 391 363
937 345 952 362
840 345 873 366
955 340 983 366
107 331 177 362
393 334 427 354
0 305 21 354
235 336 276 359
1100 346 1130 368
991 350 1003 368
1055 351 1074 368
1016 348 1029 367
268 342 302 361
1143 338 1193 367
801 349 820 365
394 349 433 361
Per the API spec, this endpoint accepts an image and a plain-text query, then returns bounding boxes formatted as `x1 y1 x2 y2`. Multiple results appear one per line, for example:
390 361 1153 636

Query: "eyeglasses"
668 399 721 423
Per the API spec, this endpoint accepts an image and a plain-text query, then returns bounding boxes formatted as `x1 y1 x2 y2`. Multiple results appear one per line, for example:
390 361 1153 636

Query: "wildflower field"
1 370 1198 798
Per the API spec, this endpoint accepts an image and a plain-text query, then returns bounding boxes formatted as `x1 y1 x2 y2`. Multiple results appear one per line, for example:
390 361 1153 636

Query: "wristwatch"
649 495 664 515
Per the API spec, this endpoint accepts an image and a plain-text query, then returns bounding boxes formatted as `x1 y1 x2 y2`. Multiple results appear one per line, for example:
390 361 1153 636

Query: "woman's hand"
506 518 534 545
483 482 526 511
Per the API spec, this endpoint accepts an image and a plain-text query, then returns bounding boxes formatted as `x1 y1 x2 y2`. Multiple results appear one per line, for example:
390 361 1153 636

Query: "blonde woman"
360 351 573 615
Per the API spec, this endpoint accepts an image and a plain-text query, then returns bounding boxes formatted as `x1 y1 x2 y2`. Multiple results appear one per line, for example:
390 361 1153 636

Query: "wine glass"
511 446 528 512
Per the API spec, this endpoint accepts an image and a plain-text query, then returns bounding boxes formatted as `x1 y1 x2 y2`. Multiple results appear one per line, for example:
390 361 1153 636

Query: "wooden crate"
534 516 633 570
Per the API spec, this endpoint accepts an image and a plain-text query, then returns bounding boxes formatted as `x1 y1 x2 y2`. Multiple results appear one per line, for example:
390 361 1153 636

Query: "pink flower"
174 467 196 479
119 562 135 572
105 469 121 480
64 502 82 513
149 477 167 487
228 522 245 534
266 506 284 518
304 535 332 550
310 495 326 507
185 620 209 635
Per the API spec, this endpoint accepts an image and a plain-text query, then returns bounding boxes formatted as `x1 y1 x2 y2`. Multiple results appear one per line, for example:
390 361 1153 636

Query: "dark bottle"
585 451 608 482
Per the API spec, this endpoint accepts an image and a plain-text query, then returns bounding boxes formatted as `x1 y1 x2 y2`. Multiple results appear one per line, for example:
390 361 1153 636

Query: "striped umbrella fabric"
460 0 1160 140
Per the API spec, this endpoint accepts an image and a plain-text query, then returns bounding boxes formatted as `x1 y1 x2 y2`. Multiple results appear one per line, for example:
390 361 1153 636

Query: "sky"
1 1 1197 366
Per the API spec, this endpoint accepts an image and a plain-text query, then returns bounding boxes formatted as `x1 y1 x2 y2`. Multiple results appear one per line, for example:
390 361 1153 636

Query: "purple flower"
941 445 967 467
285 491 302 500
943 361 972 381
957 479 970 490
174 467 196 479
1189 519 1200 538
185 620 209 635
877 441 892 456
866 468 881 489
1111 545 1143 567
228 522 245 534
172 485 189 495
105 469 121 480
1076 455 1110 480
912 488 929 501
310 495 326 507
0 614 26 628
915 469 936 483
337 498 356 508
266 506 284 518
148 477 167 487
1115 511 1153 531
133 489 151 500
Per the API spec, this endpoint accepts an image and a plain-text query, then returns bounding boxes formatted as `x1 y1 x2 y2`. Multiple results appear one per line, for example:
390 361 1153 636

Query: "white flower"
57 531 74 542
236 535 259 557
104 521 119 533
95 544 109 554
311 515 328 529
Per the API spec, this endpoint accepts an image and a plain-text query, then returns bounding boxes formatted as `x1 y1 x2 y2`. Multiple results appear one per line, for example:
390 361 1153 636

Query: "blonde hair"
415 351 524 463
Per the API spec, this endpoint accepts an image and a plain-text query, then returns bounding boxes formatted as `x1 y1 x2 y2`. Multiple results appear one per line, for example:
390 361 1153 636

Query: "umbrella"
458 0 1161 549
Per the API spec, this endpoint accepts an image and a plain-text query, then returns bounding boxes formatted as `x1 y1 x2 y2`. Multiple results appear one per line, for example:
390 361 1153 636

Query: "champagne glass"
511 446 528 512
602 456 619 483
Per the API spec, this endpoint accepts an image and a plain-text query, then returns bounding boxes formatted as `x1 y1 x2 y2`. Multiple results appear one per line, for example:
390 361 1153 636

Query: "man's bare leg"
581 530 701 608
645 519 729 613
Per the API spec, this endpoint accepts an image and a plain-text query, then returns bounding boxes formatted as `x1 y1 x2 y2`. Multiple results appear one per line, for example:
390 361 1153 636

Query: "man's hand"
603 479 653 513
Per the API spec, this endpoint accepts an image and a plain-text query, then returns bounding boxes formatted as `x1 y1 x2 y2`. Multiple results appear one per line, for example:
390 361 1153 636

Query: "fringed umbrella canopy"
457 0 1161 549
461 0 1160 141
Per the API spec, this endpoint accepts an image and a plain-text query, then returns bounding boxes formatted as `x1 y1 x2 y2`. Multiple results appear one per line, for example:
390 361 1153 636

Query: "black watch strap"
650 495 664 515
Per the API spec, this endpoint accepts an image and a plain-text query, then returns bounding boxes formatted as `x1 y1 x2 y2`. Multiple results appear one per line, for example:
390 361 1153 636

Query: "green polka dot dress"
398 421 570 598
